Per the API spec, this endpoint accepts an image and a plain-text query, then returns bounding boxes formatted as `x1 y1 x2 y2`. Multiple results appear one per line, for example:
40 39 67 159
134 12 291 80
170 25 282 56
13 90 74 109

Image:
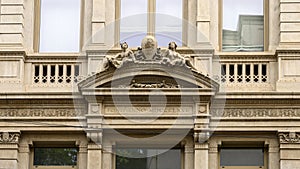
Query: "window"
116 148 181 169
36 0 81 52
119 0 183 47
221 0 267 52
220 148 265 169
33 147 78 168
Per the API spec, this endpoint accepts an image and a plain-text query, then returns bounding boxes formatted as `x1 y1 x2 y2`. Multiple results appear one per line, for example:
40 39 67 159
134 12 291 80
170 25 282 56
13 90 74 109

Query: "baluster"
47 65 51 85
39 64 43 84
71 64 75 83
258 64 262 83
234 63 237 83
226 63 229 84
63 64 67 83
242 64 246 83
250 64 254 83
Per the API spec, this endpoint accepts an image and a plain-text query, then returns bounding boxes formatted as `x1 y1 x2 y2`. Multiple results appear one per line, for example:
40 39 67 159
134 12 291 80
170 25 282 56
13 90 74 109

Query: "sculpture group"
103 36 196 70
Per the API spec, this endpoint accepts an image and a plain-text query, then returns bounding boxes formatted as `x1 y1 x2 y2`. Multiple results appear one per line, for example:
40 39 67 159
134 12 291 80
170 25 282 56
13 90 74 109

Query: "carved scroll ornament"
0 132 20 144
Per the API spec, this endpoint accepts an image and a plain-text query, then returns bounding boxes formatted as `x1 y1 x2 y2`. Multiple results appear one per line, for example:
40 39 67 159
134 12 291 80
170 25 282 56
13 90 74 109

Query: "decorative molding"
279 132 300 144
0 132 20 144
211 109 300 118
86 130 102 144
194 132 210 143
125 80 180 88
0 109 84 117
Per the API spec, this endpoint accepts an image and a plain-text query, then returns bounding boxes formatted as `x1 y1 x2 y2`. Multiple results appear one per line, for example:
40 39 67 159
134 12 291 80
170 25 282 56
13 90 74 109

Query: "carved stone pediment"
78 63 218 92
78 36 219 96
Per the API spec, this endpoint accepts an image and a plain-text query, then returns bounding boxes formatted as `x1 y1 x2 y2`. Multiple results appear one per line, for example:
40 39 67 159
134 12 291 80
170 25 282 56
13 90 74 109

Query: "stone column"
18 143 30 169
183 139 194 169
91 0 105 44
276 0 300 91
87 143 102 169
0 132 20 169
268 141 280 169
78 142 88 169
102 145 113 169
208 142 218 169
194 143 209 169
196 0 210 43
279 132 300 169
279 0 300 47
86 102 103 169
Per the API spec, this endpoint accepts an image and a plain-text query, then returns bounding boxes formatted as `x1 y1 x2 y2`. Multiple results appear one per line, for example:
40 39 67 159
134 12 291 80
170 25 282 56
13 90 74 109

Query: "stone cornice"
216 92 300 99
25 53 85 61
0 50 25 56
86 47 214 56
216 52 276 61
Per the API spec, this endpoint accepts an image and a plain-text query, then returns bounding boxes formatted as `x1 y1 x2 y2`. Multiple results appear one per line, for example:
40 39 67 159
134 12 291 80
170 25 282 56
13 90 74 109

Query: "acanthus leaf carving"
0 109 84 117
0 132 20 144
279 132 300 144
211 109 300 118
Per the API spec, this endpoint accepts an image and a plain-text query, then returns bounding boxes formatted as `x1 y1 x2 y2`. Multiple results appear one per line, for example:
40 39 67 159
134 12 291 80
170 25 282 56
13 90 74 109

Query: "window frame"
115 0 188 47
218 143 268 169
33 0 84 53
113 145 184 169
30 142 79 169
218 0 269 52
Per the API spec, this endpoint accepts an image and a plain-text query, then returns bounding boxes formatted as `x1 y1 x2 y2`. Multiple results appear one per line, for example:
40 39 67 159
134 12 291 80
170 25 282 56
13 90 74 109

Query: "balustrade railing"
32 64 80 86
217 53 276 91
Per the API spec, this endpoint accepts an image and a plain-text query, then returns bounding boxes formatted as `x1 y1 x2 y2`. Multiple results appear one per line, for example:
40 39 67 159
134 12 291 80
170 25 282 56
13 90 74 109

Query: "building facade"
0 0 300 169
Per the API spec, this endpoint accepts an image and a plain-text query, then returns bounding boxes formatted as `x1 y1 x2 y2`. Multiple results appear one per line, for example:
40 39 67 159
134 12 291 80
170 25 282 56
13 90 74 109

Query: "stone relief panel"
279 132 300 144
0 132 20 144
0 109 84 117
211 108 300 118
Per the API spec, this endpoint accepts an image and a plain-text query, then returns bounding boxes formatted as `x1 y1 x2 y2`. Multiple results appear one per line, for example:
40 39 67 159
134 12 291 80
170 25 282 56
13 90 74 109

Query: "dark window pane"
220 148 264 166
116 148 180 169
34 148 78 166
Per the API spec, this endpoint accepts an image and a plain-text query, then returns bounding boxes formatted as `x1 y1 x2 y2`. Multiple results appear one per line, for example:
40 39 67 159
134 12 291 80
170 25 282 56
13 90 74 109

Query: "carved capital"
86 129 102 144
194 131 210 143
279 132 300 144
0 132 20 144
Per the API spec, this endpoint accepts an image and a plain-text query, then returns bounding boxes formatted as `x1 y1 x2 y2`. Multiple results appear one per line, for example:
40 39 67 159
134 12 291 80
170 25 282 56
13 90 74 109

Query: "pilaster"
278 132 300 169
196 0 210 44
194 143 209 169
0 131 21 169
87 143 102 169
279 0 300 47
183 139 194 169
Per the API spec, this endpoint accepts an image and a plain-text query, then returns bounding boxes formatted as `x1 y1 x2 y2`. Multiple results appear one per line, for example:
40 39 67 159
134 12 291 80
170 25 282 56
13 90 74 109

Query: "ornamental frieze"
0 109 84 117
279 133 300 144
0 132 20 144
211 109 300 118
